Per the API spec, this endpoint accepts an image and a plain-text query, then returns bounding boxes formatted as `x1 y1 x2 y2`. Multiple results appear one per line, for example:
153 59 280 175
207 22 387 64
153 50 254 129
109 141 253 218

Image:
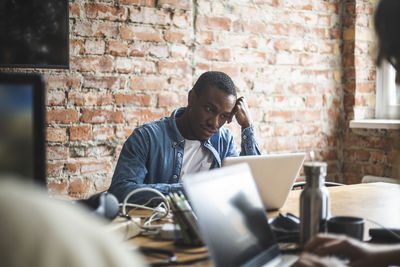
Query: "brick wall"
4 0 398 199
341 0 400 184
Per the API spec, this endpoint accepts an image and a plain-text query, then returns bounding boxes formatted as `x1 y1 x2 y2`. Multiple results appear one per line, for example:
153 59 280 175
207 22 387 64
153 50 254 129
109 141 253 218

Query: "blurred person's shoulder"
0 178 148 267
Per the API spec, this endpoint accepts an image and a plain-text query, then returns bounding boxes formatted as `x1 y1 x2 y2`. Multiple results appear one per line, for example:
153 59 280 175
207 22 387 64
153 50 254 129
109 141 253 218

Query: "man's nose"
208 115 219 129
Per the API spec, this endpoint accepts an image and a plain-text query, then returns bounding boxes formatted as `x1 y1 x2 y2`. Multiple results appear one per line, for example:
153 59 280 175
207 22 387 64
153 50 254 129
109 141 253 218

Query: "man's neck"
175 109 193 140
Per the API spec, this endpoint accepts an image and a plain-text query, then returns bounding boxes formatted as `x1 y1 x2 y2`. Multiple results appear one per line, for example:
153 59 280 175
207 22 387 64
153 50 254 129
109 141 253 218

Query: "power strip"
107 216 142 241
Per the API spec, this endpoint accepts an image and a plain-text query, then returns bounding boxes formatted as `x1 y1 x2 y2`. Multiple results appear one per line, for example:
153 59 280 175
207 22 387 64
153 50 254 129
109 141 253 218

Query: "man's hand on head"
228 96 252 129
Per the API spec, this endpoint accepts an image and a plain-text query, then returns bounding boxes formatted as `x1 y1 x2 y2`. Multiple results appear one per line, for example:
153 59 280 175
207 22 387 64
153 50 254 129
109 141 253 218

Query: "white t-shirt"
180 139 214 182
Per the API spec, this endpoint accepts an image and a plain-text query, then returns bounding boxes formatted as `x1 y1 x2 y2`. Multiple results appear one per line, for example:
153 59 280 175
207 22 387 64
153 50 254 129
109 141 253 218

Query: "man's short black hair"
375 0 400 70
192 71 237 97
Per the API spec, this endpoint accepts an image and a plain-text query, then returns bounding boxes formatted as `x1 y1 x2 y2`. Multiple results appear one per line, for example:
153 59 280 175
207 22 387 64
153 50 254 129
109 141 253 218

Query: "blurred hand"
293 234 397 267
228 96 252 129
292 252 347 267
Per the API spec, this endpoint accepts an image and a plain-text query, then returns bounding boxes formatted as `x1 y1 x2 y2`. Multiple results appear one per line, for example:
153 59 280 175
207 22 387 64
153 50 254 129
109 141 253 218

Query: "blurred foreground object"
0 178 147 267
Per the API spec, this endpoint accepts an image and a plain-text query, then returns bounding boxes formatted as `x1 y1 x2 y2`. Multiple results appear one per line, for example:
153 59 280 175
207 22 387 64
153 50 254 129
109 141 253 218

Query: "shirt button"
173 175 178 179
177 153 182 157
243 135 247 140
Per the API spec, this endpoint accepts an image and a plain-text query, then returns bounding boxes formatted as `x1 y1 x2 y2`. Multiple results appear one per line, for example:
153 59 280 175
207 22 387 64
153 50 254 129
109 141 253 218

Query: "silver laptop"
183 163 298 267
222 153 306 210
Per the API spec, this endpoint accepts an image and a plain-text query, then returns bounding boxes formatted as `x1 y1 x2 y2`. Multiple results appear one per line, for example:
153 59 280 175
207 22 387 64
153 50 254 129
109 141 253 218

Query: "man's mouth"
201 126 216 136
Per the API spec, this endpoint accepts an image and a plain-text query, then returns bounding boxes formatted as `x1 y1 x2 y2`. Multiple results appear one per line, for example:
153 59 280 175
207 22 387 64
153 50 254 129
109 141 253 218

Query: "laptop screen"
183 163 280 267
0 72 46 186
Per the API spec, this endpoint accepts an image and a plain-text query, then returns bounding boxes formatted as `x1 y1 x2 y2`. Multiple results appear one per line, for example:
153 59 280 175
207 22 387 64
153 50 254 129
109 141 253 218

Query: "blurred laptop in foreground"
183 163 298 267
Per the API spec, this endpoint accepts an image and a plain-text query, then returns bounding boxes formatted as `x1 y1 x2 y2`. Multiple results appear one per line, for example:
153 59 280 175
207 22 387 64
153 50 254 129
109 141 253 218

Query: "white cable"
121 187 171 233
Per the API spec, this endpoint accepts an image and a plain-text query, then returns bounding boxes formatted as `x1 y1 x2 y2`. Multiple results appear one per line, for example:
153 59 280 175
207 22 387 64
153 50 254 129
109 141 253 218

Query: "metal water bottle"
299 161 330 246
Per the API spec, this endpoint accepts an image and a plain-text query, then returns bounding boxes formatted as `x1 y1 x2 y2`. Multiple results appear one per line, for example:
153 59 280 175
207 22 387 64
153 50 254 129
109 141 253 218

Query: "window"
375 60 400 119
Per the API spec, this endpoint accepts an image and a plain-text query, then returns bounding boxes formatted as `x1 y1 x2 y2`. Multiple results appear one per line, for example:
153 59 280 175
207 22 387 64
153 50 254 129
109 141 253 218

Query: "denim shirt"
108 108 261 203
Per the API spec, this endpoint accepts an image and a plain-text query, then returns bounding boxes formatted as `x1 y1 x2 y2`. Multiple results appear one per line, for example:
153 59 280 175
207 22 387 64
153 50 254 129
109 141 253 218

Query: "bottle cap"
303 161 327 182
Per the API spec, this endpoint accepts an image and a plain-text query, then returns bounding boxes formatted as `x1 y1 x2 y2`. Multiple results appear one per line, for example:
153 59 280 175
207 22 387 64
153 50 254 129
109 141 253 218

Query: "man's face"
188 86 236 141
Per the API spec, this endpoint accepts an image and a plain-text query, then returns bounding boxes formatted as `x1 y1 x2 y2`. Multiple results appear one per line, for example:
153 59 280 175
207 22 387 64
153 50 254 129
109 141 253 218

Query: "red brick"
93 126 114 141
211 64 241 77
370 151 386 164
157 0 191 10
94 177 112 191
129 7 170 25
267 111 296 123
128 43 148 57
116 126 134 140
69 178 92 195
306 95 323 108
66 162 80 175
125 109 167 124
129 76 169 90
47 91 65 106
363 164 385 177
47 109 78 124
47 146 69 160
240 20 268 35
114 93 152 107
296 110 321 122
83 76 125 90
284 0 312 10
158 61 188 75
47 128 67 143
85 4 128 21
80 161 111 175
274 125 291 136
85 145 114 157
68 91 113 106
164 29 190 43
46 162 65 177
329 28 341 40
121 25 162 42
170 44 189 58
84 40 106 55
356 82 375 93
80 109 124 123
196 16 231 31
268 137 295 151
48 180 68 195
148 44 169 58
157 92 187 108
69 126 92 141
116 0 154 6
70 39 84 56
355 150 370 161
254 0 279 6
107 41 129 56
70 57 113 72
170 76 191 91
69 2 81 18
74 21 119 38
172 12 190 28
288 83 314 94
114 58 156 74
46 74 81 90
240 51 269 63
196 48 231 61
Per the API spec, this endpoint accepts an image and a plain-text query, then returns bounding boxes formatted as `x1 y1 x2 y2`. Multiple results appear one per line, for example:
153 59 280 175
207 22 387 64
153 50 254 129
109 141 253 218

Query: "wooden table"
273 182 400 234
128 182 400 266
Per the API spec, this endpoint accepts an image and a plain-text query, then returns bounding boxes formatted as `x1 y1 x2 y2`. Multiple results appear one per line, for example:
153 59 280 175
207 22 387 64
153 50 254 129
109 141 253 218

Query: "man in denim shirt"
109 71 261 203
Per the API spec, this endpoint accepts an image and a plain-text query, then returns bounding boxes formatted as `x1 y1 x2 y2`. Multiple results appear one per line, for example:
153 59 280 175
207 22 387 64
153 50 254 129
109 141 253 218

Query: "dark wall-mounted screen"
0 0 69 69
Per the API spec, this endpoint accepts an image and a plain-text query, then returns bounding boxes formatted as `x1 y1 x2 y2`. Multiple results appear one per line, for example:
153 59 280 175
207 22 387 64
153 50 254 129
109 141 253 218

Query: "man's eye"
205 106 212 112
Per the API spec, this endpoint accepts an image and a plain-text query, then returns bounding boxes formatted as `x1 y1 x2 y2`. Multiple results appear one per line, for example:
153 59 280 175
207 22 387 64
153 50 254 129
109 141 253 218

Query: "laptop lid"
183 163 281 267
222 153 306 210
